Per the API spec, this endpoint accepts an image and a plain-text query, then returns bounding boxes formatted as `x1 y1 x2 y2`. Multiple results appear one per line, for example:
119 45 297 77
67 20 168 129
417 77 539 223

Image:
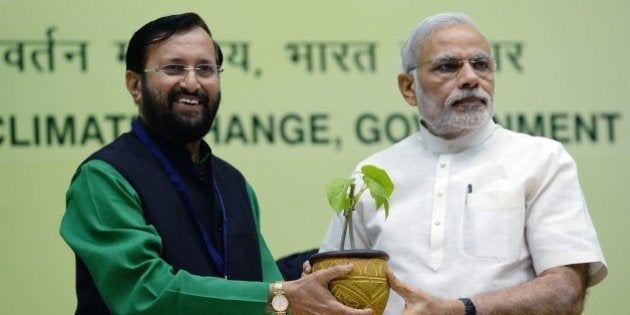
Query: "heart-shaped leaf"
360 165 394 217
325 177 355 213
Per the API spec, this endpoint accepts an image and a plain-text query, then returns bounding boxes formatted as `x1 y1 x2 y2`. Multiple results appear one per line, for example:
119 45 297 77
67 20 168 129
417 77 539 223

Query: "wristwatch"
271 281 289 315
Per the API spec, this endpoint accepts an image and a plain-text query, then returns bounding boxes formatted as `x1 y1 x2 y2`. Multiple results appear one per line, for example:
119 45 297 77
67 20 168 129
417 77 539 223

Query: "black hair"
125 12 223 73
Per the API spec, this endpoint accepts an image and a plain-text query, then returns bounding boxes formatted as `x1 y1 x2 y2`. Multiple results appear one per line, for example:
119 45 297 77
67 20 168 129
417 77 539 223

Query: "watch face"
272 294 289 312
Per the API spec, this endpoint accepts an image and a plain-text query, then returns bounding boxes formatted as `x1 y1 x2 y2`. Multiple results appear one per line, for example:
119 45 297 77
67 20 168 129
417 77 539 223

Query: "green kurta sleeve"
245 182 285 283
60 159 283 314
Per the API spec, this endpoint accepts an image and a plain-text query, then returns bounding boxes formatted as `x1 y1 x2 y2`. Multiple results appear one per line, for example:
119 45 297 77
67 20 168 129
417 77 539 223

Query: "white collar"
419 119 498 154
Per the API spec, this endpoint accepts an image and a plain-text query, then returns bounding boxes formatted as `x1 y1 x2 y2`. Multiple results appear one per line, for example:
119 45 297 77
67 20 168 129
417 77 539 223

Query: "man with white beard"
318 12 607 314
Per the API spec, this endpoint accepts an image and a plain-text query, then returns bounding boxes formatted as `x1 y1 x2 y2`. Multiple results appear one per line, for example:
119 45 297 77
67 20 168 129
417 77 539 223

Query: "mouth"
170 94 207 119
175 96 202 106
451 96 487 109
167 89 211 117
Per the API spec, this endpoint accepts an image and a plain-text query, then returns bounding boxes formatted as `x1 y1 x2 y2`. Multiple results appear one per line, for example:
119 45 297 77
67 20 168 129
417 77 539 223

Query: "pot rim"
308 249 389 265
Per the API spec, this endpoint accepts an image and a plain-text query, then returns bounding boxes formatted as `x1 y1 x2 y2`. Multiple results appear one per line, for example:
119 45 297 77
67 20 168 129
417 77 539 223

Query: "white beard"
415 83 493 139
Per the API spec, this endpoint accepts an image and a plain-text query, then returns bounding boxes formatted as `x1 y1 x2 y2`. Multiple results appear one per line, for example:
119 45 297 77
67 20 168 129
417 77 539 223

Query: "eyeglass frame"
143 64 224 79
408 54 496 79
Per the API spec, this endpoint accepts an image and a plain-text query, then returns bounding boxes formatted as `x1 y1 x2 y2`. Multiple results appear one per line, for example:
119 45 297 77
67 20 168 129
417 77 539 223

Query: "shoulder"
358 132 424 166
72 159 131 187
211 155 245 178
496 125 561 147
489 127 580 178
88 132 144 161
494 127 571 159
210 155 251 193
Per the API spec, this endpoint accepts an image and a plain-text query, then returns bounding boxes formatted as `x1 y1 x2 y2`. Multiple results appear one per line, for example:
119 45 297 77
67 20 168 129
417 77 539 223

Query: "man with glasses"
318 12 607 314
60 12 372 315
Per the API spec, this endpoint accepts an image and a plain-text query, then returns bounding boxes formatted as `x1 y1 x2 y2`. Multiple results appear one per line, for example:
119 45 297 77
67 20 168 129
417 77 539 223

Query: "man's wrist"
270 281 289 314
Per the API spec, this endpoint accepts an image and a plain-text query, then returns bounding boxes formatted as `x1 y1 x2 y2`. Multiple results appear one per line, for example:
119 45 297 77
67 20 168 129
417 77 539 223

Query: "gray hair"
400 13 478 73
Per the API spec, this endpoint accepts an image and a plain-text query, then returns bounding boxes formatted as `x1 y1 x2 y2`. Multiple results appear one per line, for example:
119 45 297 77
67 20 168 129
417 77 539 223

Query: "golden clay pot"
309 250 389 315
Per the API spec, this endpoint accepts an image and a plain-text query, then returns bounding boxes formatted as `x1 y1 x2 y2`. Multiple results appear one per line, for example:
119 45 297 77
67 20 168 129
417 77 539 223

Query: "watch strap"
458 298 477 315
272 281 288 314
272 281 285 295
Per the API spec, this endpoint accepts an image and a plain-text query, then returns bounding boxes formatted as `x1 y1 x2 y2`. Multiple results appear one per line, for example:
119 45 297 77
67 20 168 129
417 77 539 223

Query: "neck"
186 141 202 163
421 120 472 140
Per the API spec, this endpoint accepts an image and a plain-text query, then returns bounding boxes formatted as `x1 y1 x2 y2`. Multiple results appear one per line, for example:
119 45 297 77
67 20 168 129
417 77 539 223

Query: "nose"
457 62 481 90
179 69 202 92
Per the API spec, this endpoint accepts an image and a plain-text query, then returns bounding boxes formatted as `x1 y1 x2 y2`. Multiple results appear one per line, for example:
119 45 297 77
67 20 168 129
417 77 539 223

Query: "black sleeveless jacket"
73 125 263 314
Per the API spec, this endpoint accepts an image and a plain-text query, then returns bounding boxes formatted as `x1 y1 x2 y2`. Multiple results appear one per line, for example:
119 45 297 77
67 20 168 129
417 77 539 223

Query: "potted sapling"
309 164 394 315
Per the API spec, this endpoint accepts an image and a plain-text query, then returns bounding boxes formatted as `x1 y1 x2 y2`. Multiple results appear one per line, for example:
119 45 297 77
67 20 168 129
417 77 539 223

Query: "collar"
419 119 498 154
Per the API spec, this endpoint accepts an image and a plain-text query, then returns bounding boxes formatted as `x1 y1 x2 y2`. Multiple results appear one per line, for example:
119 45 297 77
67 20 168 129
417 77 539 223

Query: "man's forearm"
472 264 588 314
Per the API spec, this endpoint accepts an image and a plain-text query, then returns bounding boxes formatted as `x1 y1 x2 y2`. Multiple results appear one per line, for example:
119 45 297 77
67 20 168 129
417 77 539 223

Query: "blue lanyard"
132 121 227 277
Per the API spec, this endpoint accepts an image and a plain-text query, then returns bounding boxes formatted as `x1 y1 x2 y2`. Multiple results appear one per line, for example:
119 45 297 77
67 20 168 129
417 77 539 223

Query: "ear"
125 70 142 105
397 73 417 107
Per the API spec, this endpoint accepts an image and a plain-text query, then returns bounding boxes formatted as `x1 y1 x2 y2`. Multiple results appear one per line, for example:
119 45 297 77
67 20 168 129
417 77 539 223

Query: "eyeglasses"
144 64 224 79
412 56 495 79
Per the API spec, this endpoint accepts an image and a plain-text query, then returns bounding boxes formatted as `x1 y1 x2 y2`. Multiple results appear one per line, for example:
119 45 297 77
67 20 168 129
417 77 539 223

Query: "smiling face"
398 24 495 139
126 26 221 143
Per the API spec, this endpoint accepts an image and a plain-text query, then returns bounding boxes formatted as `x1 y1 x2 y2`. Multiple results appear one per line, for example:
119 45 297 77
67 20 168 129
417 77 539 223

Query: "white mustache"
445 89 491 108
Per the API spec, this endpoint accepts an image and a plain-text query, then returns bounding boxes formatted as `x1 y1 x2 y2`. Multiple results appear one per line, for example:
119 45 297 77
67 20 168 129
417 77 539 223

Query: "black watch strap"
458 298 477 315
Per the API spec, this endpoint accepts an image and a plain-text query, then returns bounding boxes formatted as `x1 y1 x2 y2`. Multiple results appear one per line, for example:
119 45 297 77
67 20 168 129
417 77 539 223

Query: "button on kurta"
430 154 451 271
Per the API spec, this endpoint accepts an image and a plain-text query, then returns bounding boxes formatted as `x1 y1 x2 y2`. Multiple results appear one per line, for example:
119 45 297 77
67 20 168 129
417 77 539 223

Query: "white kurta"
320 120 607 315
